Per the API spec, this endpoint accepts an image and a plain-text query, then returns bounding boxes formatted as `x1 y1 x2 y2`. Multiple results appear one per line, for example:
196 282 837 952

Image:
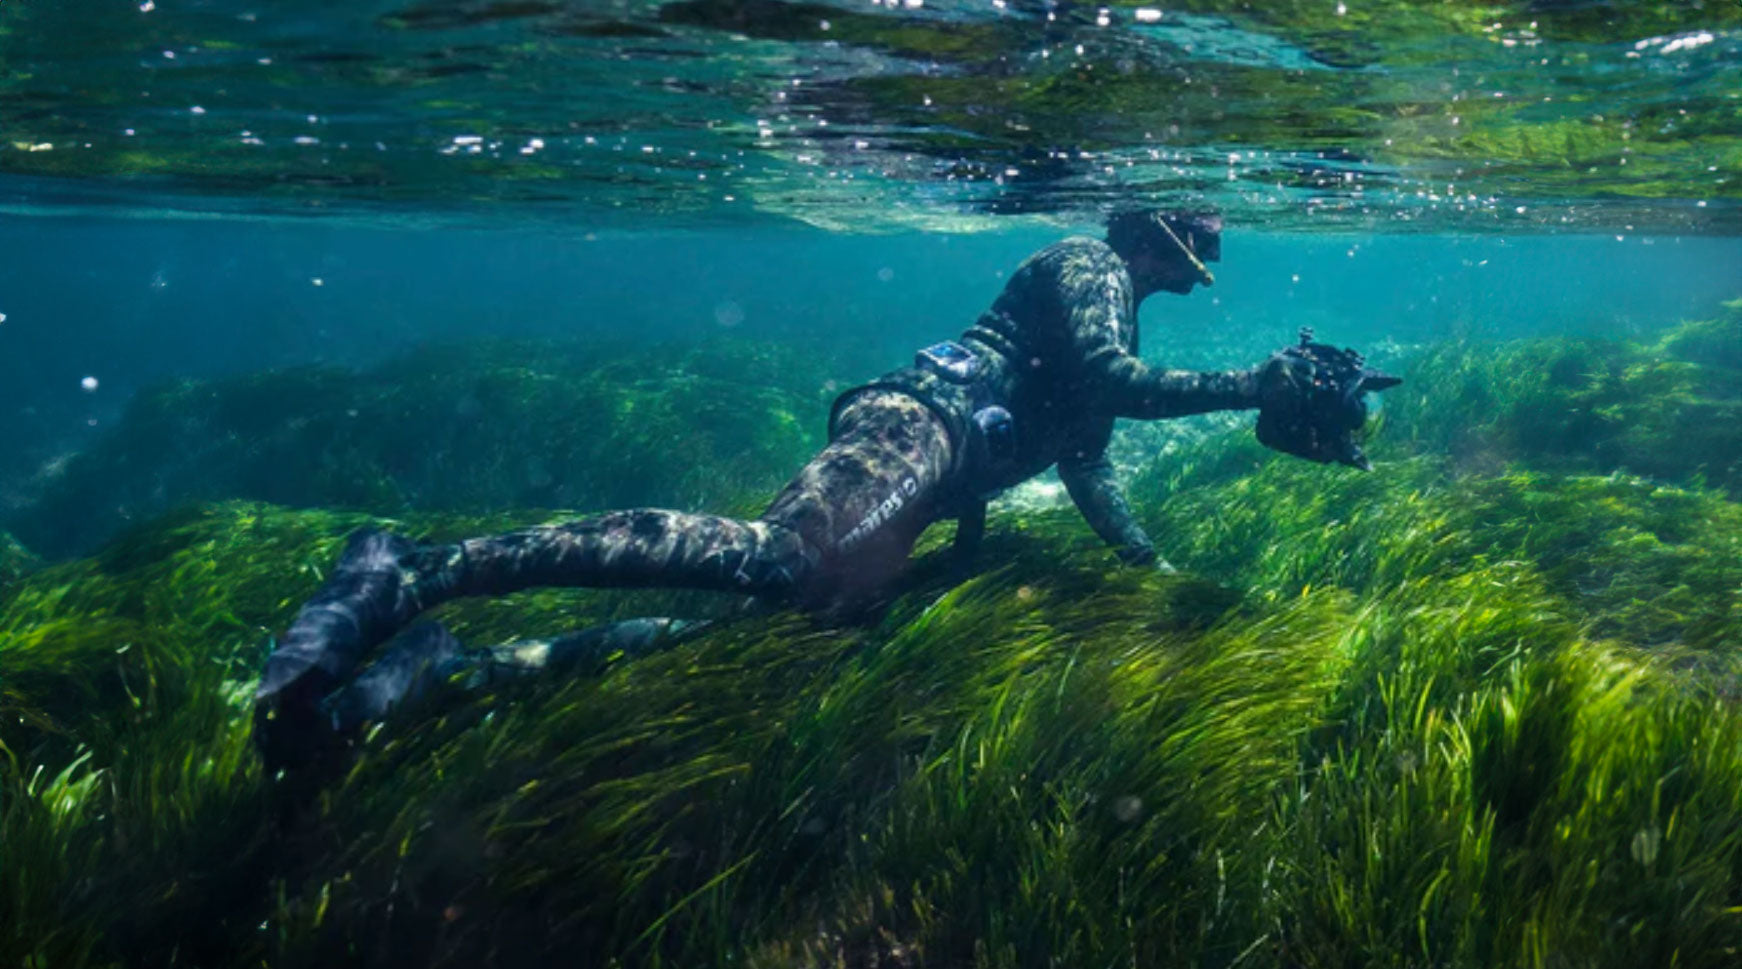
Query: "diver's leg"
252 618 467 771
254 511 812 770
255 389 954 767
758 389 956 604
307 389 955 740
253 530 433 770
319 621 467 738
466 616 708 683
257 511 816 709
317 617 706 742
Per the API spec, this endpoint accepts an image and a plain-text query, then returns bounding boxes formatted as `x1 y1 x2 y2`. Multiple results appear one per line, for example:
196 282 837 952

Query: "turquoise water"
5 2 1742 965
4 219 1739 517
5 0 1739 474
4 218 1739 524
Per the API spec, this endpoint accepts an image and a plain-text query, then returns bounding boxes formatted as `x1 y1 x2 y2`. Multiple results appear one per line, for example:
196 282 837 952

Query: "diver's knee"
749 521 827 599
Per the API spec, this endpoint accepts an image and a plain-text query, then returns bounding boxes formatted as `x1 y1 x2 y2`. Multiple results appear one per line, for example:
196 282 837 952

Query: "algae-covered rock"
0 504 368 768
0 492 1266 967
0 502 362 968
0 497 760 967
6 445 1742 966
1126 307 1742 650
6 337 844 559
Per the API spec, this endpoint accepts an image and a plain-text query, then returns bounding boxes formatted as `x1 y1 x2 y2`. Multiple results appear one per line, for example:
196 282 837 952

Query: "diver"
253 210 1398 771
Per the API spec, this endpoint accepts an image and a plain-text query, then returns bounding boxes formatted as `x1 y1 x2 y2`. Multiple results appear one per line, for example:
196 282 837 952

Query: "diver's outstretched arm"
1046 244 1262 419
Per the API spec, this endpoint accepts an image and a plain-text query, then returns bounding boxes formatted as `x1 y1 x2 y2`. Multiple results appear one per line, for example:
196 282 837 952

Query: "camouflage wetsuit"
255 236 1262 751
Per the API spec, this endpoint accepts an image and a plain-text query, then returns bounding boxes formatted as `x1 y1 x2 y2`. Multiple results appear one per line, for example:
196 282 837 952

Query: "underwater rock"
1140 447 1742 651
0 491 1255 967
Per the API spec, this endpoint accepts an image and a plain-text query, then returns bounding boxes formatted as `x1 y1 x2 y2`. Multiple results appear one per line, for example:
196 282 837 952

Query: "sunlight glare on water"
0 0 1737 233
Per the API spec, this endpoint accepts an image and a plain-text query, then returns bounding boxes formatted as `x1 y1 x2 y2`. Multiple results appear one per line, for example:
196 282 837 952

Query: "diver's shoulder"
1033 235 1116 260
1018 236 1127 291
1024 236 1123 273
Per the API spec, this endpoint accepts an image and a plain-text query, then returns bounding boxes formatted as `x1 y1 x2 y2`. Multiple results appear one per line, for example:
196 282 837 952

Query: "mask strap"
1155 216 1216 286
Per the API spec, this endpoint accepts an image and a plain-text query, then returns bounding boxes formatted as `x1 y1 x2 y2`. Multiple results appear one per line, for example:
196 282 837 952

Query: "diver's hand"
1251 331 1402 470
1251 351 1315 411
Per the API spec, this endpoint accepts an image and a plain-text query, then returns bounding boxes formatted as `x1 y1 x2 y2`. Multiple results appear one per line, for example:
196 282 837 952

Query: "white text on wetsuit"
837 477 920 551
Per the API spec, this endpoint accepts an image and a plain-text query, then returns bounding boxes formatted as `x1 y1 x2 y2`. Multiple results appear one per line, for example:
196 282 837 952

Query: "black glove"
1253 327 1401 471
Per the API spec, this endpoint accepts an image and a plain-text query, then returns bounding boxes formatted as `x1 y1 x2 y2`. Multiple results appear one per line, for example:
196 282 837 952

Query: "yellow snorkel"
1156 215 1216 287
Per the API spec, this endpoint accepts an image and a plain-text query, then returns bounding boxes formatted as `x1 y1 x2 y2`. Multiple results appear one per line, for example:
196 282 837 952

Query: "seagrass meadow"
0 299 1738 968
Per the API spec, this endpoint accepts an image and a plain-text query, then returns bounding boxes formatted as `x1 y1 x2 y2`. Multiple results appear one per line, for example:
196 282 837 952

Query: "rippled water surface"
7 6 1742 966
4 0 1739 232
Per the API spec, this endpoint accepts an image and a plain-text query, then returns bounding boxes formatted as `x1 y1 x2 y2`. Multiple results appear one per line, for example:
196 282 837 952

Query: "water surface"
3 0 1737 232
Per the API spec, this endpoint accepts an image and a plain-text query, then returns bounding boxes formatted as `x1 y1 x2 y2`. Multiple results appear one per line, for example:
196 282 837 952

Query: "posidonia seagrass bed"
3 303 1739 968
